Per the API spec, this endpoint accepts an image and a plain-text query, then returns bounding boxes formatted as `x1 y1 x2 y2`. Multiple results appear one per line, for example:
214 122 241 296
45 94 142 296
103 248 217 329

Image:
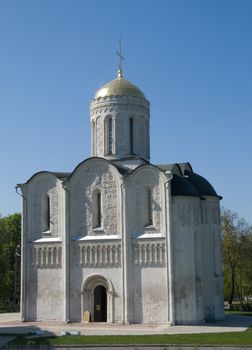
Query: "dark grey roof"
22 159 220 199
158 163 182 175
157 162 220 198
184 170 218 197
23 171 71 184
51 172 71 180
171 173 200 197
112 164 131 175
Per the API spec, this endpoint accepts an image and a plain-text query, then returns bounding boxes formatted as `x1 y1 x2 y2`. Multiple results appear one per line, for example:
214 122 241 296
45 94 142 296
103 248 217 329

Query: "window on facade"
147 189 153 225
145 188 153 226
43 194 50 232
92 190 102 229
129 118 134 154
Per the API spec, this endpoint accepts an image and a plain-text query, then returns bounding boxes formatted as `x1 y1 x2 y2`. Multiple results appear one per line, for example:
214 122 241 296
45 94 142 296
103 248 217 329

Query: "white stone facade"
18 73 224 324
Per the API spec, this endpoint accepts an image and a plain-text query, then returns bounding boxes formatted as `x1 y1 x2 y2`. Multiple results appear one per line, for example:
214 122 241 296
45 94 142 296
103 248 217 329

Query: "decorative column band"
31 245 62 268
133 241 166 266
79 243 121 268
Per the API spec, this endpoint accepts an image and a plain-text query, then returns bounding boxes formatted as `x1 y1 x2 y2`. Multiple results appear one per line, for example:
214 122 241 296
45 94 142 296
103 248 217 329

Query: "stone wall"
25 173 64 240
21 173 65 321
68 159 121 238
129 166 164 235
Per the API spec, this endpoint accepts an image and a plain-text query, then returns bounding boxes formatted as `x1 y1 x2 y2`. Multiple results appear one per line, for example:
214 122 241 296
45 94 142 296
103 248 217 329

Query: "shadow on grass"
203 313 252 328
0 325 55 337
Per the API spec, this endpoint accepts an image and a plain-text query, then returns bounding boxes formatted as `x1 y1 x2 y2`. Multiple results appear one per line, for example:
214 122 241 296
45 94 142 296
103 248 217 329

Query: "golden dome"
94 75 145 99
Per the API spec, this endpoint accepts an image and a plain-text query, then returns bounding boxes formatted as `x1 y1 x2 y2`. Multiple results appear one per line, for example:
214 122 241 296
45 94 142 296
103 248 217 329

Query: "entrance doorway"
82 274 113 323
93 285 107 322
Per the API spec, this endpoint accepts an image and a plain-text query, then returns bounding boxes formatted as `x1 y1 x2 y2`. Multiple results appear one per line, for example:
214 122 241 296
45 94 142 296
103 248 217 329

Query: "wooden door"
93 285 107 322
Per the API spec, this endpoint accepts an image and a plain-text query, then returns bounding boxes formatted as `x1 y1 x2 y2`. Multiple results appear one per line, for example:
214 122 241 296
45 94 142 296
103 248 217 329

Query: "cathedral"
18 64 224 325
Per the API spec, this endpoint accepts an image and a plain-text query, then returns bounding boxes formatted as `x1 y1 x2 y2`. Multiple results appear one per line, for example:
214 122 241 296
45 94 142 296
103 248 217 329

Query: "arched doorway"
81 274 113 323
94 285 107 322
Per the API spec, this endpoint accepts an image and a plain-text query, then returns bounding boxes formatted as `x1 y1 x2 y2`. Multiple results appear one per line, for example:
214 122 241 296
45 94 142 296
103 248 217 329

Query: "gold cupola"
94 71 146 100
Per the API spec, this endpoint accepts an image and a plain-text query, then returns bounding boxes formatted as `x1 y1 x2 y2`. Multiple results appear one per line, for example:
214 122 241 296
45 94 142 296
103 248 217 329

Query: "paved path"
0 313 251 336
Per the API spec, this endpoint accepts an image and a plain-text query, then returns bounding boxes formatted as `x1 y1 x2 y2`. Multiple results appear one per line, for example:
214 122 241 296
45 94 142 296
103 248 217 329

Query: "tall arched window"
43 194 50 232
105 117 113 155
145 188 153 226
148 189 153 225
92 190 102 229
129 118 134 154
108 117 113 154
92 120 96 156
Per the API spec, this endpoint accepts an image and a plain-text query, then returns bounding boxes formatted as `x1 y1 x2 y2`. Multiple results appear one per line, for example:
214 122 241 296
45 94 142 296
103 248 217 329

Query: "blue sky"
0 0 252 223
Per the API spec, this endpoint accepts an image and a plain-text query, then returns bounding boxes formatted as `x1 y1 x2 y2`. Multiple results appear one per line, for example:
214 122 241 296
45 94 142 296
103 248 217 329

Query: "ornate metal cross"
116 36 124 77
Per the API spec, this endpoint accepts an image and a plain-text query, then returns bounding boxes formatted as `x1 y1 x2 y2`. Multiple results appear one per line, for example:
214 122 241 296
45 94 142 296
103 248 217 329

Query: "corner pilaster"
20 185 27 321
62 181 70 322
164 171 175 325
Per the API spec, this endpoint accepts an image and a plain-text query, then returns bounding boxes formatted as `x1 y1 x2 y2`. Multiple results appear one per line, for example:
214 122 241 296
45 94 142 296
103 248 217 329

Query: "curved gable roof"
184 170 218 197
21 159 220 199
68 157 124 181
171 174 200 197
157 162 220 198
24 171 71 184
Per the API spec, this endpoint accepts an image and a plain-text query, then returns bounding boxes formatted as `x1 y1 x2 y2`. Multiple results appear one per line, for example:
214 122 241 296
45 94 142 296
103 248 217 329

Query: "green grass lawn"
7 327 252 347
5 313 252 347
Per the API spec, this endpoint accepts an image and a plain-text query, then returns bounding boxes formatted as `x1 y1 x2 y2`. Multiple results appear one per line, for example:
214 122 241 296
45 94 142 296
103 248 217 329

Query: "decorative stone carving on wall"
79 243 121 268
31 244 62 269
133 240 165 266
31 176 60 239
90 95 150 114
82 167 119 236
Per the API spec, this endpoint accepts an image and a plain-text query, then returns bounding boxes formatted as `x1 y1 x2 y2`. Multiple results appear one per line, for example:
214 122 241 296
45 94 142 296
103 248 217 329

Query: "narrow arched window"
108 117 113 155
129 118 134 154
43 194 50 232
147 189 153 226
92 190 102 229
92 120 96 156
145 188 153 226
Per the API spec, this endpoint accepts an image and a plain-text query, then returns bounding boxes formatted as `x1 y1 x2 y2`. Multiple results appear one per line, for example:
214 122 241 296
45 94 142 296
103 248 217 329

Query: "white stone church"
18 66 224 325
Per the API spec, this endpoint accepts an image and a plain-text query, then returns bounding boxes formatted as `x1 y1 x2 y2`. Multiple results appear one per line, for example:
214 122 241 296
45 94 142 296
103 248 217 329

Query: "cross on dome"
116 36 124 79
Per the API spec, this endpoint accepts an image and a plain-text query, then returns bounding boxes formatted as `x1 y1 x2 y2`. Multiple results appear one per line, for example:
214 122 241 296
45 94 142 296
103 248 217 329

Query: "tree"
0 213 21 310
221 208 252 306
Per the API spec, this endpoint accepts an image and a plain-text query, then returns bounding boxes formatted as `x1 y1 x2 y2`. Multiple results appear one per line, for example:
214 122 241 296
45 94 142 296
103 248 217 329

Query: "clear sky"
0 0 252 223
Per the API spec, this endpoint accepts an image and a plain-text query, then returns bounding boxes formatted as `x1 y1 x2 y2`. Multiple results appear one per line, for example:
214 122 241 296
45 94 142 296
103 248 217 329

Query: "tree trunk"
228 266 235 305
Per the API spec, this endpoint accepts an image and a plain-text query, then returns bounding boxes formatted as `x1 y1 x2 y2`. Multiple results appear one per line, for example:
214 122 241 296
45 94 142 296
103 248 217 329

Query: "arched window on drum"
105 116 114 155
